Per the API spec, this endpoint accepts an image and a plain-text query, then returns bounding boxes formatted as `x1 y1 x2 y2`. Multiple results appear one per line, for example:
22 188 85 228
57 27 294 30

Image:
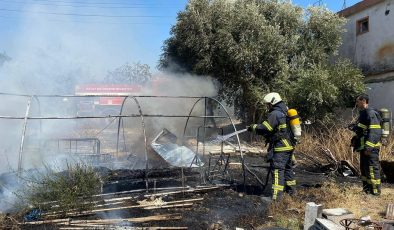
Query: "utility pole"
342 0 347 9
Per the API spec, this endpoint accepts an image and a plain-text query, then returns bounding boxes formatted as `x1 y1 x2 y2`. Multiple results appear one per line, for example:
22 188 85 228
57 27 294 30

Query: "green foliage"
23 163 102 215
329 59 365 108
106 62 152 85
287 60 364 122
160 0 365 122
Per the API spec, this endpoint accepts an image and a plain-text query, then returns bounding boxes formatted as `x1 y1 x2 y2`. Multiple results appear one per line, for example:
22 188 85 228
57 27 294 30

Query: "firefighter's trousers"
360 149 381 195
270 151 296 200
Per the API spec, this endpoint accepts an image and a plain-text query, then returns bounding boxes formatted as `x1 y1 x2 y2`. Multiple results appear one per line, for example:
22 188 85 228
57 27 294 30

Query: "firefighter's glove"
247 124 257 132
347 124 356 132
350 136 357 147
266 151 274 163
291 154 298 168
364 148 373 156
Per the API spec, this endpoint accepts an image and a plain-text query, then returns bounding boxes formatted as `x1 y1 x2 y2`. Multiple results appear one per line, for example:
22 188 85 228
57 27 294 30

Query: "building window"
357 17 369 35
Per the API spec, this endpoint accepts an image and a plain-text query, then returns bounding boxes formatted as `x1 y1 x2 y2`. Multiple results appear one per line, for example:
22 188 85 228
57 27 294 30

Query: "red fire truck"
75 84 142 116
74 77 168 116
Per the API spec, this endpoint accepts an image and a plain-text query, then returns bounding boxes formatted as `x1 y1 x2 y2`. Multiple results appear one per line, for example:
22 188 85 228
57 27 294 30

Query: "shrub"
22 163 103 215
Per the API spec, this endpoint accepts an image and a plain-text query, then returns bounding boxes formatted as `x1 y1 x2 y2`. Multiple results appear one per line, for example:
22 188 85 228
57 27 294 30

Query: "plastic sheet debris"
24 208 42 222
151 129 203 167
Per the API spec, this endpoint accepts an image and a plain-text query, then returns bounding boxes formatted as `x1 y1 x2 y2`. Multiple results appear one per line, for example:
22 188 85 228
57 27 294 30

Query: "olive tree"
160 0 364 122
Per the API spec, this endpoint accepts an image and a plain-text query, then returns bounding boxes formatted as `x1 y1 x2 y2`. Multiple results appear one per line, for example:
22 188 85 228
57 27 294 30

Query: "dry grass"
262 182 394 229
297 126 353 162
380 137 394 161
296 125 394 174
0 164 103 228
0 213 20 230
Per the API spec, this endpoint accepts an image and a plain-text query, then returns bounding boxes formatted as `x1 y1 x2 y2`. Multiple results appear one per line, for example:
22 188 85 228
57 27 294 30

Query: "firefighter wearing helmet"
248 92 296 201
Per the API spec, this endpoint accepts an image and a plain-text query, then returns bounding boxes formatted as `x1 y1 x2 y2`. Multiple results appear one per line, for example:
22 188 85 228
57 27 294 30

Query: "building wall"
339 1 394 75
367 80 394 113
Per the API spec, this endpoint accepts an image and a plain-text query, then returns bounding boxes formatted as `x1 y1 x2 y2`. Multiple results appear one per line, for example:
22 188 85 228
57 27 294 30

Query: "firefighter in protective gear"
248 92 296 201
349 94 382 195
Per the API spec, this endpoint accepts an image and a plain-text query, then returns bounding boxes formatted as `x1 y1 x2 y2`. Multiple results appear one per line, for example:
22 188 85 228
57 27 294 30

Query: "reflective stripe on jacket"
353 108 382 151
253 101 294 152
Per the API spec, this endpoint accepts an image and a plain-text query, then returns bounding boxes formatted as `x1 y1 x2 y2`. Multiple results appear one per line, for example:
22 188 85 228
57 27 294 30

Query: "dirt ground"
131 170 393 230
145 189 268 229
98 162 272 229
101 157 394 229
89 156 393 230
4 154 393 230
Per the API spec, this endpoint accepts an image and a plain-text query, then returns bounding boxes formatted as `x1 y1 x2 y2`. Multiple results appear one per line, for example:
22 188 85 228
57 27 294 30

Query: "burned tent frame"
0 93 248 189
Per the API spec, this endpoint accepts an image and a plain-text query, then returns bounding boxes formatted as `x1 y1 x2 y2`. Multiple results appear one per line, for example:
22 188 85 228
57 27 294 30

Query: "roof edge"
338 0 385 18
365 69 394 83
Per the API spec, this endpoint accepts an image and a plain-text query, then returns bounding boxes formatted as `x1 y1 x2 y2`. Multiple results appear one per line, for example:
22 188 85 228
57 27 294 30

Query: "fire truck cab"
75 84 142 116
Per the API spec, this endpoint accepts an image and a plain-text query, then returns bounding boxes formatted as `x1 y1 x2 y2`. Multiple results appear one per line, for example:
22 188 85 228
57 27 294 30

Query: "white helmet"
263 92 282 105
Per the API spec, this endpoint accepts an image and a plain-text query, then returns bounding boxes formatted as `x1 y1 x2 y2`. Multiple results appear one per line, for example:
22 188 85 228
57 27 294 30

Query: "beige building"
338 0 394 110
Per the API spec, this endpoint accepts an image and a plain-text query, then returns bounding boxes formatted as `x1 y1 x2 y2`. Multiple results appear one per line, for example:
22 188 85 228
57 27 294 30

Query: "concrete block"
315 218 345 230
322 208 354 225
383 223 394 230
386 204 394 220
304 202 323 230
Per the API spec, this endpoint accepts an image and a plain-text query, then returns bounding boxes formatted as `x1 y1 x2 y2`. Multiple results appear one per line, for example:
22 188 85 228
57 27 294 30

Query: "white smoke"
0 2 222 213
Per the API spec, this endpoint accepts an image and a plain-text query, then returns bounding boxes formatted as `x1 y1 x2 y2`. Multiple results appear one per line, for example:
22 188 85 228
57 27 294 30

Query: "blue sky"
0 0 361 73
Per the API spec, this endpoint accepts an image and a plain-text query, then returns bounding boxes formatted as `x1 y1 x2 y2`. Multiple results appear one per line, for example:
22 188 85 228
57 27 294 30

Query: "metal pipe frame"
0 115 227 120
1 93 245 188
116 96 149 191
0 92 207 99
195 126 227 182
182 97 246 186
17 96 42 176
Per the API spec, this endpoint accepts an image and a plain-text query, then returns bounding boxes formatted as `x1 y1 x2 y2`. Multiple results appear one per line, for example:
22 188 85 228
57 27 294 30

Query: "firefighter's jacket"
351 108 382 151
252 102 294 153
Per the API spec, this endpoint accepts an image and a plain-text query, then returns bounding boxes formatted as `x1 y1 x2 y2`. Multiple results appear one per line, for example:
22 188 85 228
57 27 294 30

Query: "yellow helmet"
263 92 282 105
